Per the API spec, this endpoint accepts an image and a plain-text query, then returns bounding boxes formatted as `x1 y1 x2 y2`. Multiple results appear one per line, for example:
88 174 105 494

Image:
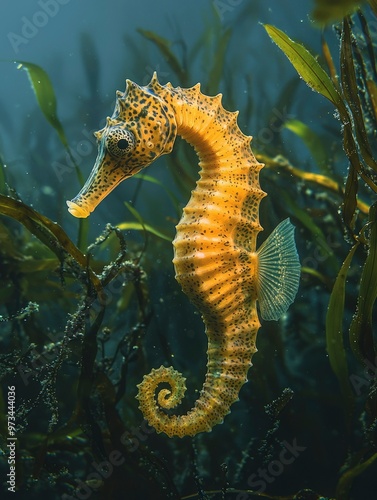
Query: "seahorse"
67 73 300 438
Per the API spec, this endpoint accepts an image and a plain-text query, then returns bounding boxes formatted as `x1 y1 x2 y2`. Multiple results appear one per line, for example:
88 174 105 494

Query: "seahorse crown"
67 73 300 438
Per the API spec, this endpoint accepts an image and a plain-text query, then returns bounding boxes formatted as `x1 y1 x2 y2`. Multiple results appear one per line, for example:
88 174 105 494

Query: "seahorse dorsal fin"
256 218 300 321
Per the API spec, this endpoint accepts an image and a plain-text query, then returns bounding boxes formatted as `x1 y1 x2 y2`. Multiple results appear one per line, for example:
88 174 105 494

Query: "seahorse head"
67 74 177 218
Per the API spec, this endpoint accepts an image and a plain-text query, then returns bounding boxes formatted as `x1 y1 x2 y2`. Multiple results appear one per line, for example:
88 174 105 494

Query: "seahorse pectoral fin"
256 218 300 321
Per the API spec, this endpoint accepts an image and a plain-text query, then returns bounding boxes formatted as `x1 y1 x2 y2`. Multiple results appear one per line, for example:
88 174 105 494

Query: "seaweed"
263 9 377 497
0 187 174 496
312 0 368 25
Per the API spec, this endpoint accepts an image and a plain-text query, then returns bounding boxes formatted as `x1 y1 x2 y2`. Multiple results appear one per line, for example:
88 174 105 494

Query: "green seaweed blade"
0 194 102 293
336 451 377 499
349 203 377 364
134 173 181 218
137 29 187 85
16 61 70 150
120 201 172 242
206 28 231 96
16 61 88 250
283 118 329 173
262 24 348 118
326 241 359 416
340 18 377 173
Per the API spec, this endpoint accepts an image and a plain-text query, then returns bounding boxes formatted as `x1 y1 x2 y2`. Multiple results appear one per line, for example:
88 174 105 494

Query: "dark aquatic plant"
311 0 371 25
0 186 169 493
264 7 377 498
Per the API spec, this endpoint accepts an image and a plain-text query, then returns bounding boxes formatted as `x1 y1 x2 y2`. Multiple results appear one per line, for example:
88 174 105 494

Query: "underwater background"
1 0 377 498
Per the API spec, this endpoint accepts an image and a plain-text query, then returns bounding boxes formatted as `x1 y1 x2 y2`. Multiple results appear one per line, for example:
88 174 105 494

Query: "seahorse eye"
118 138 130 149
106 128 135 157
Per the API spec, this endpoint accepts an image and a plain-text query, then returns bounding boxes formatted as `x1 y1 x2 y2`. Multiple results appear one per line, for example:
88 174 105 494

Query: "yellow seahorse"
67 73 300 438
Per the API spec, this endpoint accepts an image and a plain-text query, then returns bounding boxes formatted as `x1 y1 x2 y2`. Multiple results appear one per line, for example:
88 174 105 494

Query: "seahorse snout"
67 150 130 219
66 199 91 218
